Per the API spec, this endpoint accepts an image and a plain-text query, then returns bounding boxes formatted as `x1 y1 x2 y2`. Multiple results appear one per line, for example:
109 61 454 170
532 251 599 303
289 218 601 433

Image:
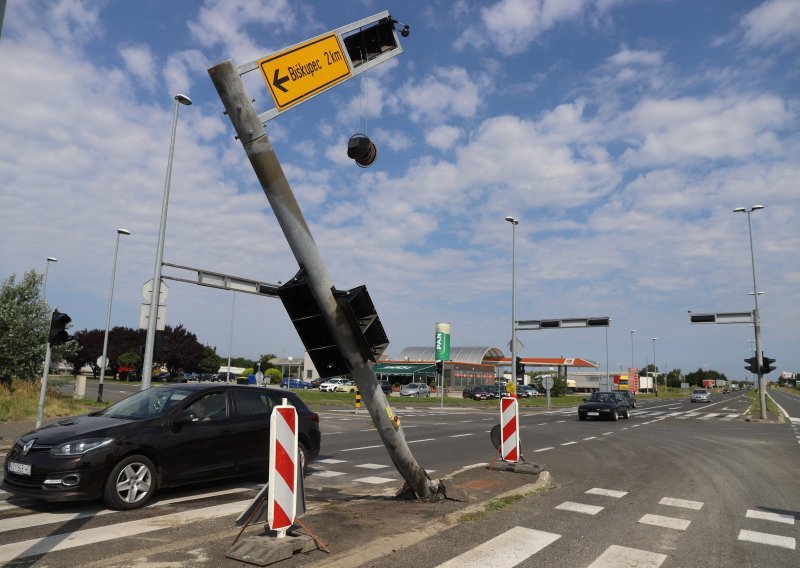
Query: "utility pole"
208 60 439 500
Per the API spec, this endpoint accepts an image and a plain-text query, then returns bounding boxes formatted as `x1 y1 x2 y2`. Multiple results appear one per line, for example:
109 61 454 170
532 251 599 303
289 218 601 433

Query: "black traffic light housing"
347 134 377 167
435 360 443 375
48 310 72 346
744 356 759 374
154 332 170 359
515 356 525 378
761 354 776 374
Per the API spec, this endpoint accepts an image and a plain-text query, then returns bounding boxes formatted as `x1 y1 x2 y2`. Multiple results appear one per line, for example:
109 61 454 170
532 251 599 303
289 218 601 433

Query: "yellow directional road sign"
258 34 351 111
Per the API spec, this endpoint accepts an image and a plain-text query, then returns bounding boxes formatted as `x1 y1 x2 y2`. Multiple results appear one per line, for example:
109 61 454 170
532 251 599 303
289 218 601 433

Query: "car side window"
232 390 276 416
187 393 229 421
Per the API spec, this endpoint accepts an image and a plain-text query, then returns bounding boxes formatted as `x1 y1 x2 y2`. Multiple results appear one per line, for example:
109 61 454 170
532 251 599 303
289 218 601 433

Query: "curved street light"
505 216 519 386
733 204 766 419
142 94 192 390
98 229 130 402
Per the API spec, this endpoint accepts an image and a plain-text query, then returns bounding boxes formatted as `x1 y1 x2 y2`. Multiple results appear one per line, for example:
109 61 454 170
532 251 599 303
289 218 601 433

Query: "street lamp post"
43 257 57 299
98 229 130 402
142 94 192 390
733 204 766 419
652 337 659 396
505 216 519 387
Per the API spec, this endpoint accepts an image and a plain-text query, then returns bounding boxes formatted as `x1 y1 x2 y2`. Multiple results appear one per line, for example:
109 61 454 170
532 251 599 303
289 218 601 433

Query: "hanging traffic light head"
49 310 73 346
347 134 377 168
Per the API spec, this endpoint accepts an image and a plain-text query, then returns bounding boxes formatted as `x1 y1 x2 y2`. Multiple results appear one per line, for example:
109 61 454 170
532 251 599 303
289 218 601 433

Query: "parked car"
377 379 392 394
690 389 711 403
335 380 358 393
213 372 238 382
319 377 349 392
617 390 636 408
517 385 540 398
280 377 312 390
578 391 630 421
462 384 492 400
1 384 321 510
486 384 511 399
400 383 431 397
308 378 323 389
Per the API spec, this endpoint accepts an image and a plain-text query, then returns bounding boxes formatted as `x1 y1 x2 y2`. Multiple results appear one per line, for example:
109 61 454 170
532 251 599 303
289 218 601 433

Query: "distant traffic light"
347 134 377 167
761 354 776 374
48 310 72 345
435 360 443 375
515 356 525 378
744 356 759 374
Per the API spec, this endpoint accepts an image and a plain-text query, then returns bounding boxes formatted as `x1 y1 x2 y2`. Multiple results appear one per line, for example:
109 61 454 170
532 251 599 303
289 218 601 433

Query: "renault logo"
21 439 35 456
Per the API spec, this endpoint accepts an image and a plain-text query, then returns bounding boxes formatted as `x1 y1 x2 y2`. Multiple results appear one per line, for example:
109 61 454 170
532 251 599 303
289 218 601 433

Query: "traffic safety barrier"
354 389 361 413
268 400 298 536
500 396 519 463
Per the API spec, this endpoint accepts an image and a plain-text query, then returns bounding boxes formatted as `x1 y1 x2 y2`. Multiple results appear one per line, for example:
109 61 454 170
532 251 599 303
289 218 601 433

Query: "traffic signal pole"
208 60 440 500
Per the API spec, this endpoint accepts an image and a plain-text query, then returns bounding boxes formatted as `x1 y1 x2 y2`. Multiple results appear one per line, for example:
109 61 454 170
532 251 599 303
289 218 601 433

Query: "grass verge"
0 379 110 422
458 493 527 523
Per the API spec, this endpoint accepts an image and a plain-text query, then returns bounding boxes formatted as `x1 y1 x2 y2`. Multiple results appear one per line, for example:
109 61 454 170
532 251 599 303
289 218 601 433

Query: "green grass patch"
0 379 110 422
458 493 526 523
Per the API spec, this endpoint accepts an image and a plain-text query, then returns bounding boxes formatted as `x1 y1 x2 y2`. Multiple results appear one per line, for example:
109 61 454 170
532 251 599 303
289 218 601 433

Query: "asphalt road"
1 390 798 567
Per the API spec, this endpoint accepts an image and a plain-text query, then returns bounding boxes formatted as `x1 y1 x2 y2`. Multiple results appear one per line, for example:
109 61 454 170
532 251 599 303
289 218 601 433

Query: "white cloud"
741 0 800 48
163 50 209 97
607 48 664 67
119 45 157 91
619 95 793 167
397 67 486 124
425 125 463 151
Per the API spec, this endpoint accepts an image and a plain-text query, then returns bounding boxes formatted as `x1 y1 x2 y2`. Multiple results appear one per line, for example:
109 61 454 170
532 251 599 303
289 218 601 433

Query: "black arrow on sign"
272 69 289 93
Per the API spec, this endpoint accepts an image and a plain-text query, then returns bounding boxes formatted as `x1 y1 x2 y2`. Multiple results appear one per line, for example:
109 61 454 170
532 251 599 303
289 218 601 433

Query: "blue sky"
1 0 798 380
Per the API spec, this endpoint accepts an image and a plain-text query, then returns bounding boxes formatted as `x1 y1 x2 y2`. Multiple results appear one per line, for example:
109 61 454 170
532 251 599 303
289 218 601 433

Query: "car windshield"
101 388 193 419
587 393 615 403
693 390 707 394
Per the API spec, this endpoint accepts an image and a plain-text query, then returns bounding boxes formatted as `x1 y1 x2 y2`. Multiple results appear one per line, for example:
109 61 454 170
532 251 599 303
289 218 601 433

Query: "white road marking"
638 514 691 530
746 509 795 525
560 441 577 446
450 433 474 438
583 436 597 441
602 432 614 436
353 476 395 485
588 545 667 568
310 470 346 477
434 526 560 568
341 444 383 452
738 529 796 550
534 447 553 452
556 501 604 515
316 458 346 464
697 413 720 420
0 499 252 563
355 463 390 470
659 497 704 510
586 488 627 498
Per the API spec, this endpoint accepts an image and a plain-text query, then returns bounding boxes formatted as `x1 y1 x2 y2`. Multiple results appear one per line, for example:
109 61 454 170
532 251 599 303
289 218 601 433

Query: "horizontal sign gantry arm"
516 317 611 330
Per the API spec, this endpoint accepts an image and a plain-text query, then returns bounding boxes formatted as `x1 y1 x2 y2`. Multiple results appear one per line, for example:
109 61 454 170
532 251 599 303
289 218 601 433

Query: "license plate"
8 461 31 476
587 412 599 416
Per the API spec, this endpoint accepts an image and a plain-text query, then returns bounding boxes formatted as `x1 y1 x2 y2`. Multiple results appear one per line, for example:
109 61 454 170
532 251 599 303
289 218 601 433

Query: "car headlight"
50 438 114 456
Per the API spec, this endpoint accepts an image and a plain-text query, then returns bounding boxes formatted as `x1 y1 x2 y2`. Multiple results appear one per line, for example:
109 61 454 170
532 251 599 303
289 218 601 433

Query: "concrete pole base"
227 529 317 566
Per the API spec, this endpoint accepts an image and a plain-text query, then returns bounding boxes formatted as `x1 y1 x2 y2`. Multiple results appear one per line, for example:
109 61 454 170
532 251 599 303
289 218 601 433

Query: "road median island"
235 463 549 568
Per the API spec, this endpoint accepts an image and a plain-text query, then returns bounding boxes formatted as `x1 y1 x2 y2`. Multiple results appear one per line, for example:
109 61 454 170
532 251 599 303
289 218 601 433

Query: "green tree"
197 345 223 374
0 271 49 384
264 368 282 385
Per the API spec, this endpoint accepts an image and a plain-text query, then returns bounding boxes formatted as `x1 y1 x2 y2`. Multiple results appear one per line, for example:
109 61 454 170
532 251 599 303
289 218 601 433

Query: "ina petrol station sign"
258 33 351 111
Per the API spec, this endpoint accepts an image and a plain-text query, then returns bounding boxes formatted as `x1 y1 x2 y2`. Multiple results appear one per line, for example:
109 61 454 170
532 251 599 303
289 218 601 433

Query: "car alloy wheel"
611 409 618 421
104 454 156 510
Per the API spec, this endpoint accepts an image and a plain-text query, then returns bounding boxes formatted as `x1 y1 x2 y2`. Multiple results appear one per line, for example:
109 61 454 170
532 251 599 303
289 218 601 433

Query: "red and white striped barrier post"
500 396 519 463
268 399 298 537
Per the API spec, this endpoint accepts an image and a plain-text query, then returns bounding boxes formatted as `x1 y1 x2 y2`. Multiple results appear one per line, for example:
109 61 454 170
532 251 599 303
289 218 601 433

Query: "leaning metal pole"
208 60 438 499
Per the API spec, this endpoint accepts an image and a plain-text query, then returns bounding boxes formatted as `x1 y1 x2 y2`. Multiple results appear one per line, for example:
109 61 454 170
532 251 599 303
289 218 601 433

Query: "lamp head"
504 216 518 225
175 94 192 106
47 257 58 263
117 228 131 236
751 204 765 211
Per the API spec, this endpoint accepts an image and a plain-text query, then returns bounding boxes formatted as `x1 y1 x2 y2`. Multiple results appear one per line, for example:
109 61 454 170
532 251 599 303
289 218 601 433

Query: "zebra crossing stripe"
434 526 560 568
697 413 720 420
556 501 604 515
638 514 691 530
588 544 667 568
746 509 795 525
0 499 252 563
586 488 627 498
659 497 703 510
738 529 796 550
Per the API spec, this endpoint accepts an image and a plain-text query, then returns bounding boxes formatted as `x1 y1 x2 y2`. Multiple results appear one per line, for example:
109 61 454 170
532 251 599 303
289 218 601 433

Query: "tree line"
0 270 276 385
